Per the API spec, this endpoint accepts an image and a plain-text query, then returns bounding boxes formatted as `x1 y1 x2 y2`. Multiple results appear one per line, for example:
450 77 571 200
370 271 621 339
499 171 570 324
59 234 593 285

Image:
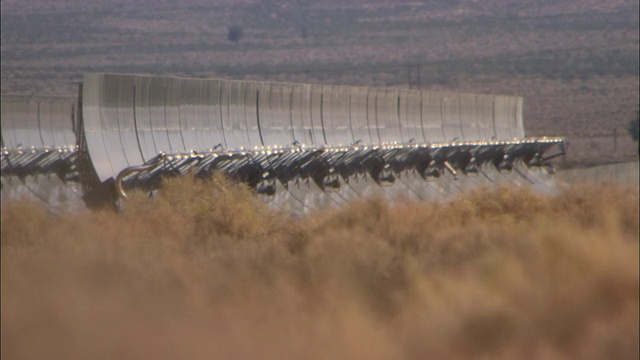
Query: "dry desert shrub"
1 174 638 360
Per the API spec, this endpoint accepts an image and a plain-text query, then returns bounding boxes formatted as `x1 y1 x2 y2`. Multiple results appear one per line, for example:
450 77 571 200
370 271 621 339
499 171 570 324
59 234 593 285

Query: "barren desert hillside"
1 0 638 165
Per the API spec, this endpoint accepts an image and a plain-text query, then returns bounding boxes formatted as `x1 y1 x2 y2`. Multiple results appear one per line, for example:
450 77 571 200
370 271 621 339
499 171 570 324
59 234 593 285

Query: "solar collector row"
1 97 84 211
1 98 76 151
83 73 525 183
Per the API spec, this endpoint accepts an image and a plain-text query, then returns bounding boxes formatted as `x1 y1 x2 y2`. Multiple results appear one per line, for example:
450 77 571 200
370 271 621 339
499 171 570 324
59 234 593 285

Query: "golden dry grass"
2 174 638 359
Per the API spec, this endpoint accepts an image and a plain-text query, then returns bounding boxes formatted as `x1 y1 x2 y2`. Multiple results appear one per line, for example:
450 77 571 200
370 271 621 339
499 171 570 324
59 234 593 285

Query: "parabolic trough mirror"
1 73 565 214
1 96 85 213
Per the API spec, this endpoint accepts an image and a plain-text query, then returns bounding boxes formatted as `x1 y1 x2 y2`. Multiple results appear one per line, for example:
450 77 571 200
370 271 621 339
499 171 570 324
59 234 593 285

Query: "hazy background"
1 0 639 166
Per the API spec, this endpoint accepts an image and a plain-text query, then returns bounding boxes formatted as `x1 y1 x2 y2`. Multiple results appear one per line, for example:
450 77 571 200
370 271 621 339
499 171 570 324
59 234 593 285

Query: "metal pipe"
115 152 165 200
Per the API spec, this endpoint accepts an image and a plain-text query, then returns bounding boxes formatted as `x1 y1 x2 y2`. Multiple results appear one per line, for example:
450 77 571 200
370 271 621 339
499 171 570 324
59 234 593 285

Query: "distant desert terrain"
1 0 638 164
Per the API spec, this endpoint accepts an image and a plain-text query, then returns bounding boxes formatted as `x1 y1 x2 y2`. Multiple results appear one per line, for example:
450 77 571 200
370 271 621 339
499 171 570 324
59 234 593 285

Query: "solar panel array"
1 97 84 211
1 74 564 213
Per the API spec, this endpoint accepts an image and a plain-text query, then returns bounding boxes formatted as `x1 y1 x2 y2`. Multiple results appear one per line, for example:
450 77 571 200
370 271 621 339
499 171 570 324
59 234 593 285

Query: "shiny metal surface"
83 73 117 181
374 88 403 143
3 73 563 214
494 95 524 140
1 96 84 212
133 75 159 161
397 89 423 143
309 83 327 145
349 86 374 145
441 92 462 142
476 94 496 140
421 91 447 143
459 93 480 141
321 85 353 146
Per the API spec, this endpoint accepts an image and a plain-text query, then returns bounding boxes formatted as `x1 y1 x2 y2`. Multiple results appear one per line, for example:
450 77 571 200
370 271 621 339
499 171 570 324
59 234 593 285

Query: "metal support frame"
112 137 564 203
